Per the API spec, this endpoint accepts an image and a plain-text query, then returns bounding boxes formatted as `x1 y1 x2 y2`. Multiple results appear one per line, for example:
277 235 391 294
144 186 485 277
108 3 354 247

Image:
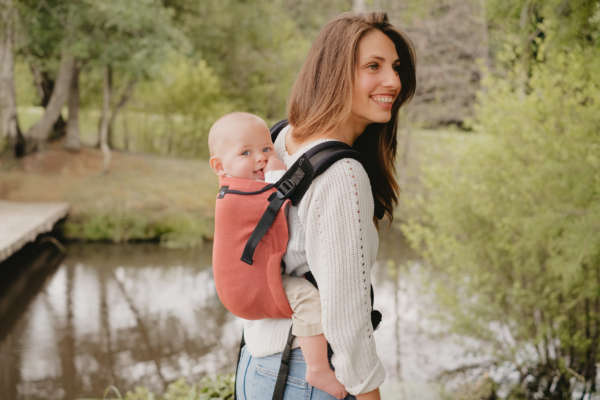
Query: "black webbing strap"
240 154 314 264
241 193 287 265
272 325 295 400
240 141 361 264
233 333 246 400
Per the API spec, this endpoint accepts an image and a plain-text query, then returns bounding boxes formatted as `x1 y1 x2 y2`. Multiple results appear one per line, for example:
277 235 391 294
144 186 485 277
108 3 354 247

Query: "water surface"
0 229 480 399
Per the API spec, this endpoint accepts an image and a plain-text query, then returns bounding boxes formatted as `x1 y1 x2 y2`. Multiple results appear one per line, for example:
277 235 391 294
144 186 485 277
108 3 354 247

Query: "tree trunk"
99 65 112 174
64 63 80 151
29 65 68 141
122 112 130 151
107 78 136 149
25 51 75 152
0 0 23 157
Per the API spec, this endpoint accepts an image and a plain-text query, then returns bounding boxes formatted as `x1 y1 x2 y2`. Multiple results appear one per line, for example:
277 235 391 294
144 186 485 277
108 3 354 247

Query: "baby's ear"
209 156 225 175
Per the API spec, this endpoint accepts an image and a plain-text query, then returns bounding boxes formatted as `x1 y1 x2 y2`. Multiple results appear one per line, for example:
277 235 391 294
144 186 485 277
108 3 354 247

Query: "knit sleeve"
298 158 385 395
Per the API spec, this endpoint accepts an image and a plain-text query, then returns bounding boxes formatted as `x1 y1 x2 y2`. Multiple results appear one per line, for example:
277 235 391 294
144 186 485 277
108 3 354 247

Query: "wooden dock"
0 201 69 263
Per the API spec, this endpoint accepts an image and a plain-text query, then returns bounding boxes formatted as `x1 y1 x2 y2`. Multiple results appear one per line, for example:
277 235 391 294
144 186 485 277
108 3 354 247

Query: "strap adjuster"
217 186 229 199
276 179 294 199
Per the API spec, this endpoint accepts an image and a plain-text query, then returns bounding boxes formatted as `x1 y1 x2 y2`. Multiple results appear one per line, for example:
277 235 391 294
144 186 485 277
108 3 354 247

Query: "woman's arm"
299 158 385 395
357 388 381 400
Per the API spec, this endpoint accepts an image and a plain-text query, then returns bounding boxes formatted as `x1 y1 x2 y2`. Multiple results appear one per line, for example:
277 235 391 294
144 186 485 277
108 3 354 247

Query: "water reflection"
0 230 479 399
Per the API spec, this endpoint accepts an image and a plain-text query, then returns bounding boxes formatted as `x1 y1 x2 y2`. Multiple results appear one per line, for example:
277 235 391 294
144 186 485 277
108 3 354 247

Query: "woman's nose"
384 66 401 89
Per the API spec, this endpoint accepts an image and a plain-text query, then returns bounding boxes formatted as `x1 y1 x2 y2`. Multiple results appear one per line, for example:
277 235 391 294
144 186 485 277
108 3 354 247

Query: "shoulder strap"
241 139 361 265
270 119 386 219
270 118 289 143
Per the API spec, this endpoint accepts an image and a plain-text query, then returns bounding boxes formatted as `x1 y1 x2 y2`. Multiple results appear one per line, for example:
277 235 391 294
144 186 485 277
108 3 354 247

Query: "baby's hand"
265 155 286 173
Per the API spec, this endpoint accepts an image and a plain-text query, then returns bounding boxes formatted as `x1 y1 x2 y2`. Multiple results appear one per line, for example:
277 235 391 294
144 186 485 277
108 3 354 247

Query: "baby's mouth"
255 168 265 180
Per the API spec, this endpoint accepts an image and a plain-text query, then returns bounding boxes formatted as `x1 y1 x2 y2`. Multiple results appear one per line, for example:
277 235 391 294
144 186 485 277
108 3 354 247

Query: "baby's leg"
282 276 348 399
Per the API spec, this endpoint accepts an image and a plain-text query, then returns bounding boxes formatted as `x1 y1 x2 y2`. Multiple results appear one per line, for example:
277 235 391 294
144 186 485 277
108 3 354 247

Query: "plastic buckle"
276 179 294 199
217 186 229 199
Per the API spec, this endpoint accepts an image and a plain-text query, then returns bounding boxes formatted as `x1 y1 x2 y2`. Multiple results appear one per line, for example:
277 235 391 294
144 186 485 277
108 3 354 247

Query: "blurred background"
0 0 599 399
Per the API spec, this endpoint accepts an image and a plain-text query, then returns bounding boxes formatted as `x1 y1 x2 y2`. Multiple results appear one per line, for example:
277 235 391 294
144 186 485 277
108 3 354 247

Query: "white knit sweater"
242 126 385 395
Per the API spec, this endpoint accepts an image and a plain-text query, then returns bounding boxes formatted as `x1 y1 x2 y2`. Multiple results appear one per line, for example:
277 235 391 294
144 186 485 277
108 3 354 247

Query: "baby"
208 112 347 399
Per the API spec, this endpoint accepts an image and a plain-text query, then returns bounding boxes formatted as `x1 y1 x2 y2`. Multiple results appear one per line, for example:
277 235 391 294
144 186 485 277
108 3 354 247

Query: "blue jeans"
236 345 356 400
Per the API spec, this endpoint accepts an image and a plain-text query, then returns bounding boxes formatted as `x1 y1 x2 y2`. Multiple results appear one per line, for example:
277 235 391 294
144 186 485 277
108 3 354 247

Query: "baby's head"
208 112 275 180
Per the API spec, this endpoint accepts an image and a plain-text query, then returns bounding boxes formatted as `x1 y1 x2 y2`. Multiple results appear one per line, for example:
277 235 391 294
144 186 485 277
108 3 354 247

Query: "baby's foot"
306 366 348 399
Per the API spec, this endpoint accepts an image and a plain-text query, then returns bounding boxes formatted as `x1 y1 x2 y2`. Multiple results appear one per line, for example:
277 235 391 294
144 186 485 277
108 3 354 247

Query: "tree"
171 0 310 120
403 1 600 397
17 0 76 143
387 0 489 127
79 0 182 171
0 0 23 156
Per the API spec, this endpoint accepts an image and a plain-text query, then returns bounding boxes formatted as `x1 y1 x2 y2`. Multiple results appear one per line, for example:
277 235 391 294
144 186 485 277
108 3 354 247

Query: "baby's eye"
241 150 250 156
262 147 273 153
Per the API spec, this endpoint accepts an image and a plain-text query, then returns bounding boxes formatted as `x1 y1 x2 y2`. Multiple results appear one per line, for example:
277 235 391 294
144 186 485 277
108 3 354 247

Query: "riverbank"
0 129 476 246
0 143 217 247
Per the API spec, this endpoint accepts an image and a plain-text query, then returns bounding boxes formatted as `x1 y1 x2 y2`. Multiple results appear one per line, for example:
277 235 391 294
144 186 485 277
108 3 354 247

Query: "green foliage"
13 60 37 107
402 6 600 397
103 376 234 400
63 210 212 247
134 53 234 158
176 0 310 120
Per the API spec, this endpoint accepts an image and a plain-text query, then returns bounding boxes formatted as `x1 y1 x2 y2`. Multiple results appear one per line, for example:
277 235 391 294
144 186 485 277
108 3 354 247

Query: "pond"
0 228 485 399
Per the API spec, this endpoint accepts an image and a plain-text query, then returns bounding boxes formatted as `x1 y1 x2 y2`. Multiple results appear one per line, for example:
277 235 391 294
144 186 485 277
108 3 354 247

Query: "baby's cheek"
266 155 286 172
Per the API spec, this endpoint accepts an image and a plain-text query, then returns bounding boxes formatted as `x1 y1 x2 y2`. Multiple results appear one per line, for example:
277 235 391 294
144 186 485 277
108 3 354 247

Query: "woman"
236 12 416 400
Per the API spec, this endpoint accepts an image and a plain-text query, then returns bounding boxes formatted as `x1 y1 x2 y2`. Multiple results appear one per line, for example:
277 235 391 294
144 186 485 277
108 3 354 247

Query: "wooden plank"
0 201 70 263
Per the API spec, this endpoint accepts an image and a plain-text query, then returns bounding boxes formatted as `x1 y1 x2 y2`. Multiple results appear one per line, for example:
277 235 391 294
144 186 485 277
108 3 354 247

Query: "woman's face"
350 29 401 132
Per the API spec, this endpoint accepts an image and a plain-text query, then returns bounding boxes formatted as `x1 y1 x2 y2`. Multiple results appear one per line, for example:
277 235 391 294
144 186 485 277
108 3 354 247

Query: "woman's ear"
209 156 225 175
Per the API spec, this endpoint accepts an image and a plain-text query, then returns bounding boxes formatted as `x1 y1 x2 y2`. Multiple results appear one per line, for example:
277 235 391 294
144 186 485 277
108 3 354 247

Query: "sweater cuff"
344 358 386 395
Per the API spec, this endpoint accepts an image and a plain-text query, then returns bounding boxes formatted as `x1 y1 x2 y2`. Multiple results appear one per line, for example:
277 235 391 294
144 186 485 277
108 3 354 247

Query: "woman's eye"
367 63 379 71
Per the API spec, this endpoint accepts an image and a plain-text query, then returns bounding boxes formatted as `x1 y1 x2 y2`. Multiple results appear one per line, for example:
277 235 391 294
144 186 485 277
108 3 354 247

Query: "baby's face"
214 123 276 180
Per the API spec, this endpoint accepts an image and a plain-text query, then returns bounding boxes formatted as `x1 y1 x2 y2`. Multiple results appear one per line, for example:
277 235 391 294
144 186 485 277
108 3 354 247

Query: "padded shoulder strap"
270 119 289 143
240 139 361 265
273 140 361 206
271 119 386 220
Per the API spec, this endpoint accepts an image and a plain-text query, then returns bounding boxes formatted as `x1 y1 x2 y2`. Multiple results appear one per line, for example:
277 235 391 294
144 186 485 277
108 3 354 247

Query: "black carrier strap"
240 139 361 265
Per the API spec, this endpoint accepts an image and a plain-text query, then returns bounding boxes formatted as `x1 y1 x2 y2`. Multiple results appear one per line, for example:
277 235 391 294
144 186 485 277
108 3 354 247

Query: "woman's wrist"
356 388 381 400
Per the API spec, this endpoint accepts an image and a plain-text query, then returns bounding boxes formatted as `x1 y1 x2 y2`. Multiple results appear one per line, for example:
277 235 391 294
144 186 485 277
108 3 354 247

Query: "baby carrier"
213 120 382 400
212 122 364 320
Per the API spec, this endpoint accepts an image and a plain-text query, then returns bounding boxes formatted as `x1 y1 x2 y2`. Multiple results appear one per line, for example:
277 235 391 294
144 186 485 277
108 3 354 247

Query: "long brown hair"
288 12 416 222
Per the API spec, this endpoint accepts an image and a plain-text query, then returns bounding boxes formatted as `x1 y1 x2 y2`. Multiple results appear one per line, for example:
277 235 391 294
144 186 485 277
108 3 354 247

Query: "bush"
63 210 213 247
403 44 600 398
104 375 234 400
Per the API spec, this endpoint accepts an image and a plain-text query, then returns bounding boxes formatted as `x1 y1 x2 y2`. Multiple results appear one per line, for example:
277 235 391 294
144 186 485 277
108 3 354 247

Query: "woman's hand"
356 388 381 400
